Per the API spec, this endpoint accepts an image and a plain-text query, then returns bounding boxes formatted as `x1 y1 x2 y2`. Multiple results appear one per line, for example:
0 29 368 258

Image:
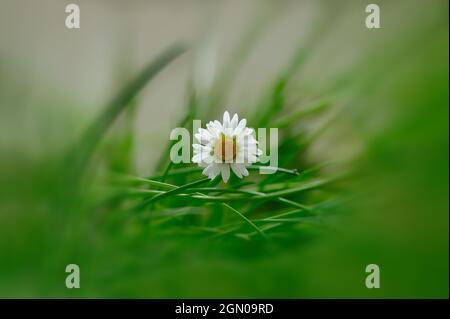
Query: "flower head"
192 111 262 182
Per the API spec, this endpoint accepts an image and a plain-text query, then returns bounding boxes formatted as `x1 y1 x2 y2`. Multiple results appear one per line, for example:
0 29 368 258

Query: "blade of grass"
235 223 281 240
70 43 187 183
271 99 330 128
260 208 308 220
112 174 178 190
149 164 299 180
276 197 315 214
221 203 267 239
248 165 299 176
186 187 264 196
154 111 193 173
140 177 211 207
260 178 334 199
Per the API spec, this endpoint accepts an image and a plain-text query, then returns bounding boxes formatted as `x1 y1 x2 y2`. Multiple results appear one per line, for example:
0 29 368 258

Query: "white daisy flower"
192 111 263 183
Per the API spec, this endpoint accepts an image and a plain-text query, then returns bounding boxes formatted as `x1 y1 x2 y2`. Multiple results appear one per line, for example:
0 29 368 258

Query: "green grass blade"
71 43 187 181
141 177 211 207
221 203 267 239
271 99 330 128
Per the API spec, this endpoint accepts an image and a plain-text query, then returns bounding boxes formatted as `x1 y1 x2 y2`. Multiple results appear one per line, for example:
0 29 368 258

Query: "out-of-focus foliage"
0 0 447 297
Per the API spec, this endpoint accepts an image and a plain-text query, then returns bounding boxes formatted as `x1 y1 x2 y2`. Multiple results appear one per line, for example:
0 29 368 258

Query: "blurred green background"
0 0 448 298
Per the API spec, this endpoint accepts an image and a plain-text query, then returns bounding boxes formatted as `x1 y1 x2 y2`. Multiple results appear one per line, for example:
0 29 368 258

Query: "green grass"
0 0 447 298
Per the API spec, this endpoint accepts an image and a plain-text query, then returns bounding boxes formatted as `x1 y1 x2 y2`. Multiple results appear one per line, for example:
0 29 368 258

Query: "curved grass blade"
185 187 264 196
221 203 267 239
276 197 315 214
248 165 299 176
271 99 330 128
140 177 211 208
149 164 299 180
111 174 178 190
70 43 187 183
260 178 334 199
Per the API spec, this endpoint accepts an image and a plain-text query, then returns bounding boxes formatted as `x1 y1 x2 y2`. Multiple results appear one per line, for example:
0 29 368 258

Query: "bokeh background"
0 0 448 297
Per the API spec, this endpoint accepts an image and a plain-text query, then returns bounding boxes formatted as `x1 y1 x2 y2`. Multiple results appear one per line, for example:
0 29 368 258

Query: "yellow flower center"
214 135 236 162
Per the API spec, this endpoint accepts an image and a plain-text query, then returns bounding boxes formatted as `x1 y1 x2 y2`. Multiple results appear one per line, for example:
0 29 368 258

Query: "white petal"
230 163 244 178
230 113 239 129
202 163 220 179
204 154 214 164
237 139 257 149
223 111 231 128
234 154 245 164
192 152 213 164
193 143 202 152
213 121 224 136
192 144 211 153
192 152 205 163
221 164 230 183
205 122 216 137
243 128 254 136
233 118 247 135
194 128 213 144
223 127 234 137
206 121 222 138
192 153 202 163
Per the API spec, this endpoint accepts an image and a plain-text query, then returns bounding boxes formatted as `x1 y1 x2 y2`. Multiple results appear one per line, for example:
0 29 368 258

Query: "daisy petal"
243 128 254 136
223 111 231 128
230 113 238 129
192 144 211 153
194 128 213 144
192 153 202 163
221 164 230 183
202 163 220 179
231 163 244 178
233 118 247 135
206 122 218 138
